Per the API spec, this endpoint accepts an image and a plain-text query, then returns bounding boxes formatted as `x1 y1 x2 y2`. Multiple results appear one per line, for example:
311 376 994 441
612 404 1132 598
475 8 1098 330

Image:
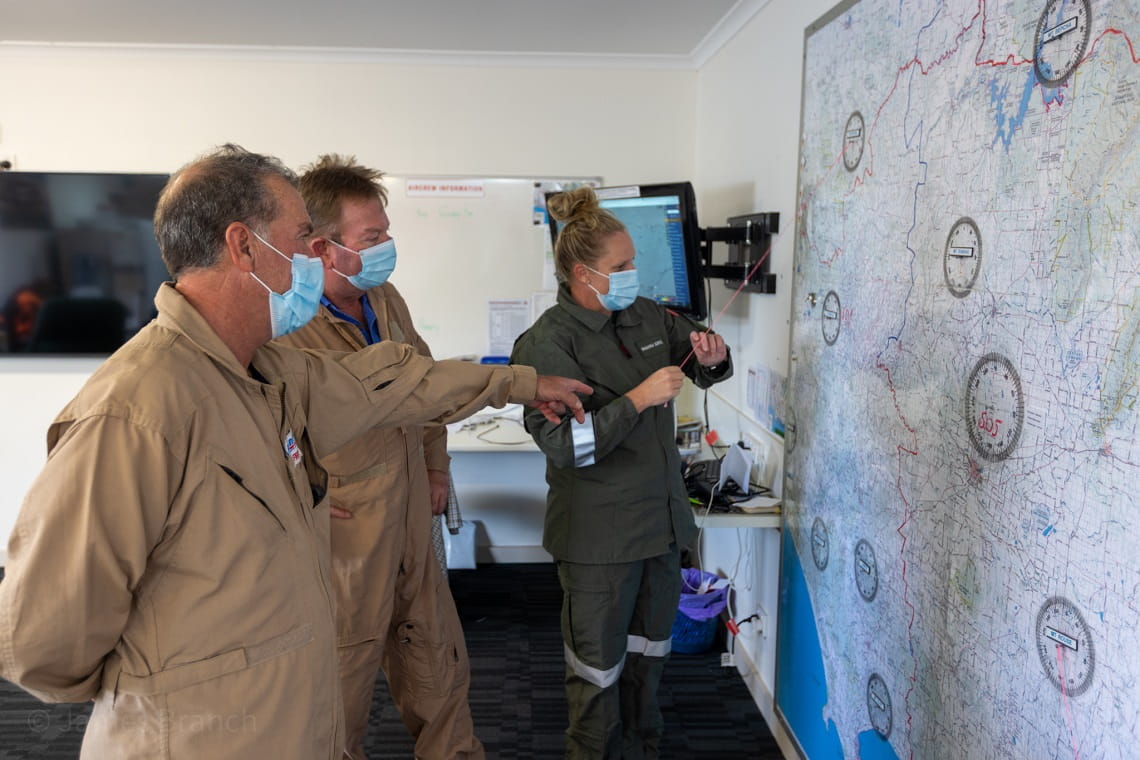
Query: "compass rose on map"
1033 0 1091 87
811 517 829 571
854 538 878 602
821 290 841 345
842 111 865 171
784 405 797 454
1035 596 1095 697
943 217 982 297
866 673 893 739
965 353 1025 462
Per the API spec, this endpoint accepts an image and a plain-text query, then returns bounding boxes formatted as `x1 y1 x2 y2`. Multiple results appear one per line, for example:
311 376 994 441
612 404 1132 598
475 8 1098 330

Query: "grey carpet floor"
0 562 782 758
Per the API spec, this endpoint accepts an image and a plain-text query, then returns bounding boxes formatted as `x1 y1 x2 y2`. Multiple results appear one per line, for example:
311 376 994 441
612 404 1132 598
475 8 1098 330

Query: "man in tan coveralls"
0 145 589 760
276 155 481 759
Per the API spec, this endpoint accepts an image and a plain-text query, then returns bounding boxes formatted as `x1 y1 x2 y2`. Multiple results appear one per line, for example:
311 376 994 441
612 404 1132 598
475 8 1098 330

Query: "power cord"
459 415 532 445
473 417 531 445
736 613 761 628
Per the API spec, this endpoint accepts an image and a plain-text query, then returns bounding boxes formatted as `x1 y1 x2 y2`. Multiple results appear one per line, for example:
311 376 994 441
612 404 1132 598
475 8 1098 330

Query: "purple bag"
677 568 729 621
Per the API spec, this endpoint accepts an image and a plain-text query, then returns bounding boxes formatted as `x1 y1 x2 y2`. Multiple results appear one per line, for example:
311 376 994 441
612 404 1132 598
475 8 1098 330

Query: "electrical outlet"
733 610 768 642
720 652 735 667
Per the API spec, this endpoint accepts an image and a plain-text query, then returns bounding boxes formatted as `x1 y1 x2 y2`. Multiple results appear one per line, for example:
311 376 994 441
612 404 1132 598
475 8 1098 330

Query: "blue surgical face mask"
586 265 639 311
248 230 325 338
330 238 397 290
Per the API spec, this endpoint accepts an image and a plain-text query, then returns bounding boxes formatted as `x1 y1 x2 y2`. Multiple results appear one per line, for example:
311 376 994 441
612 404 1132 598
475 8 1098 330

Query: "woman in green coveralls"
510 187 733 758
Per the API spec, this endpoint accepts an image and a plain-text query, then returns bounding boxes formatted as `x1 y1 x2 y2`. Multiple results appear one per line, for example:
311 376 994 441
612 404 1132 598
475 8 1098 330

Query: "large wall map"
777 0 1139 758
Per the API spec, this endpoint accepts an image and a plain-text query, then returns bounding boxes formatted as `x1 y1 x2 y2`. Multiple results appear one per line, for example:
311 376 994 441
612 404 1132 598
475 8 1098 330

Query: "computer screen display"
549 181 707 320
0 172 171 355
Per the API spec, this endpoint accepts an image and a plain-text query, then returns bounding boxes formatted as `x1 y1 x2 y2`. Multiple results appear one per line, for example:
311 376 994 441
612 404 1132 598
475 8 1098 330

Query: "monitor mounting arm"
699 211 779 294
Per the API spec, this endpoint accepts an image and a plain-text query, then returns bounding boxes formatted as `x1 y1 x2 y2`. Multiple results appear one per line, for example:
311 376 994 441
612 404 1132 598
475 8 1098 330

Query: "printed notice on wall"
541 226 557 291
746 365 769 424
530 291 556 324
487 299 529 357
747 364 785 436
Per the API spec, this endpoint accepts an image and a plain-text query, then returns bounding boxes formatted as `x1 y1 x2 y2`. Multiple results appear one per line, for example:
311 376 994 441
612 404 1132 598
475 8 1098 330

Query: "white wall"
690 0 840 746
0 47 695 556
0 49 695 180
0 2 840 741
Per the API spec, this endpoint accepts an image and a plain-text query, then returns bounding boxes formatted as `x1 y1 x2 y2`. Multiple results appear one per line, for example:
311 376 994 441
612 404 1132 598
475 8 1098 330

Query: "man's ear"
224 222 256 273
309 236 334 268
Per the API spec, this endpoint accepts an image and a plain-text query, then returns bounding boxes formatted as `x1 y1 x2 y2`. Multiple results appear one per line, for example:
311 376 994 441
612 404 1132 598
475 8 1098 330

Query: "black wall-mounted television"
0 171 171 355
548 181 708 321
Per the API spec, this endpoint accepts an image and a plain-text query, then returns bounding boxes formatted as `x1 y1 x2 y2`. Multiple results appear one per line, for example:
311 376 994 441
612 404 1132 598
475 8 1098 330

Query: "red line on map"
850 3 989 192
1057 644 1081 760
974 0 1031 69
814 7 1139 209
876 357 921 758
1095 28 1140 65
820 246 844 267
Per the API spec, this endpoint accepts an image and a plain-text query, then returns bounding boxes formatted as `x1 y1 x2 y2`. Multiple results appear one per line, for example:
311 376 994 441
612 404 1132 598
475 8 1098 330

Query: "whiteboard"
381 176 600 361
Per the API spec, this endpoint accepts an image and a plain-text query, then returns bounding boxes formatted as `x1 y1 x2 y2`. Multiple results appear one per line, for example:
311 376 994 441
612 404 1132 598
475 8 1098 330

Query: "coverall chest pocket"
216 462 288 537
632 338 671 370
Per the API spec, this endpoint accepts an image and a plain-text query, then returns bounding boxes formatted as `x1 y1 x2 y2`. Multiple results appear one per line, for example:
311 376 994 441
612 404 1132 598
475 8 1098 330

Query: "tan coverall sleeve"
298 341 537 460
0 415 178 702
401 297 450 473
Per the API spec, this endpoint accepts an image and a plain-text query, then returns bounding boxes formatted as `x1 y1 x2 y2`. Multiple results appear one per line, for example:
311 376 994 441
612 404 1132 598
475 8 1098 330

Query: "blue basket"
671 609 717 654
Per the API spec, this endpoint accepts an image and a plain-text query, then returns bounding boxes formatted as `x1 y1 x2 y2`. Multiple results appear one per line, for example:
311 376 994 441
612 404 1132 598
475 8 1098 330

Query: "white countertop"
692 493 782 529
447 404 540 452
692 509 781 529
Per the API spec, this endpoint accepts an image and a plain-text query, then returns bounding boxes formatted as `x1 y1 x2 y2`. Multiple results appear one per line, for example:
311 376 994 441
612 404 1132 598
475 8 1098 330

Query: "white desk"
693 508 781 530
446 416 538 452
444 408 783 561
691 491 781 530
446 409 548 563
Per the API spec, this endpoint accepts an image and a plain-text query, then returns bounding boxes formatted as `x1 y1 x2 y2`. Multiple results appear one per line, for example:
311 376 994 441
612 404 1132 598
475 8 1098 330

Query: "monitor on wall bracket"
548 181 708 321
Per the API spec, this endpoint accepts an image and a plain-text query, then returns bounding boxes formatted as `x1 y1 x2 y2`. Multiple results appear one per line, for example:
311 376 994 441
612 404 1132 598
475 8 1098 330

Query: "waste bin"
671 568 730 654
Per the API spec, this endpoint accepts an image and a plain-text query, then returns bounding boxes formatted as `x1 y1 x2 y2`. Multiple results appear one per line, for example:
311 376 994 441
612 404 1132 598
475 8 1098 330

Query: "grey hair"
154 143 298 279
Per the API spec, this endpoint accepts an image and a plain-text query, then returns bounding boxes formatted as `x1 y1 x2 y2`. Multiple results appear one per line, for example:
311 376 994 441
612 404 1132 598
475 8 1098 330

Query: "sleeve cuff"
506 364 539 404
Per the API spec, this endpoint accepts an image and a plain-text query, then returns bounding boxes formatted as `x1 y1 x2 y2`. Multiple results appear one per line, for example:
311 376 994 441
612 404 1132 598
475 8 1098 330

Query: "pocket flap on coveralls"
114 624 314 696
327 461 388 488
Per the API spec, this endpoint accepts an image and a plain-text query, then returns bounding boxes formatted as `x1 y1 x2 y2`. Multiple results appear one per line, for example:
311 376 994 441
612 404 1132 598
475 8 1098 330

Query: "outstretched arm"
531 375 593 424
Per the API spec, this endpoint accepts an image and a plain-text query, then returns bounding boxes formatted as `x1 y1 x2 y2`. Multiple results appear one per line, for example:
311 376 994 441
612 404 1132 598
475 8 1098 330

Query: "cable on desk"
473 417 533 445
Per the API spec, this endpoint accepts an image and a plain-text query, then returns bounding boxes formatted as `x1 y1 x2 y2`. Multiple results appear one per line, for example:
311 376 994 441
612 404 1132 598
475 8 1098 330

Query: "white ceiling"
0 0 769 69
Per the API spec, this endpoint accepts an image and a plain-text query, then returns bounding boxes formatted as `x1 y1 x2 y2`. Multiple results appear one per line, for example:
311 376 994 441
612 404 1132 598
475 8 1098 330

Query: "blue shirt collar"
321 293 382 345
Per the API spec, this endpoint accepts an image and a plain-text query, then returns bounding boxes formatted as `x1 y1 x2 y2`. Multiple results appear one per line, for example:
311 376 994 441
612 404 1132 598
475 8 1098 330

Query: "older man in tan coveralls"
275 155 482 759
0 145 589 760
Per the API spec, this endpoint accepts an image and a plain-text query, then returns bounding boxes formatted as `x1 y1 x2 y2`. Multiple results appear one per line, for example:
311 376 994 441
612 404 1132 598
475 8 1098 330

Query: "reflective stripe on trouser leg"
558 558 643 759
565 644 625 688
620 546 682 760
626 634 671 658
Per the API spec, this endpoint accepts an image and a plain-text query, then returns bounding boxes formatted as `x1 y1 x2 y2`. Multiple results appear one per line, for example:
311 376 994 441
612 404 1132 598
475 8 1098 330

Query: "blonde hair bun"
547 186 626 283
547 187 601 225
